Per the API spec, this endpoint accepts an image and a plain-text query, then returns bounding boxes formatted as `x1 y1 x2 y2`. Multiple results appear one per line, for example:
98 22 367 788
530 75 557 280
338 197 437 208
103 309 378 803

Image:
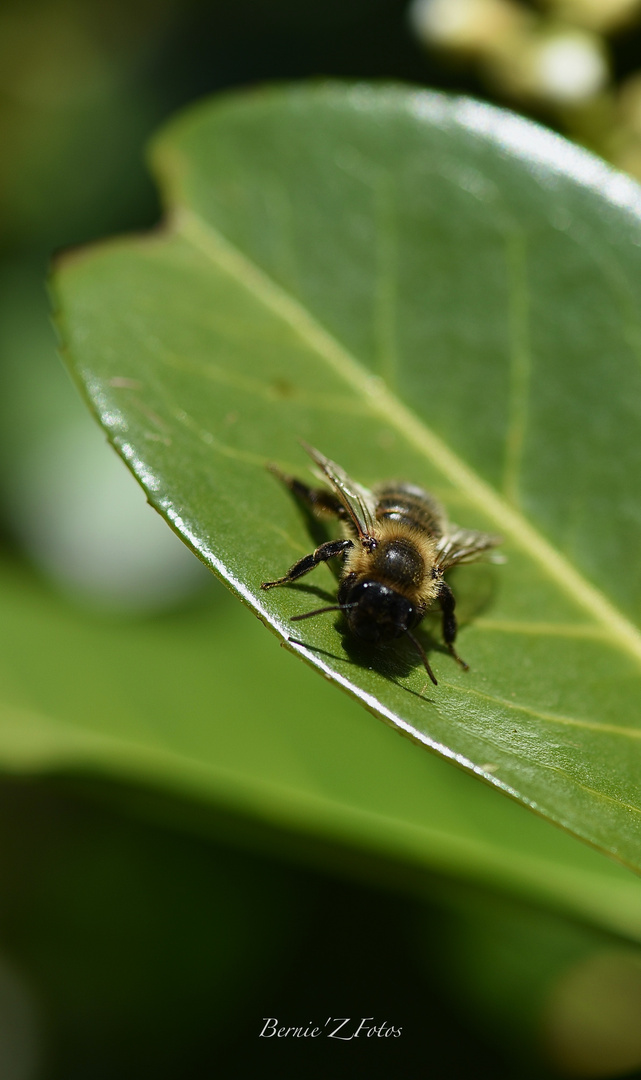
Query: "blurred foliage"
2 0 641 1077
0 776 546 1080
409 0 641 179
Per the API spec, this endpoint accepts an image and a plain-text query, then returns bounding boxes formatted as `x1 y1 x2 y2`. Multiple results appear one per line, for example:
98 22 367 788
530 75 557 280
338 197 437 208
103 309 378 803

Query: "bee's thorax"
342 520 441 608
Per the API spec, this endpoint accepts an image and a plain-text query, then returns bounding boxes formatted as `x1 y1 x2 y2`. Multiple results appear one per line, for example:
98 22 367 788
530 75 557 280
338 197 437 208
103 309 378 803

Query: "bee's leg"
261 539 353 590
267 464 345 519
439 580 469 671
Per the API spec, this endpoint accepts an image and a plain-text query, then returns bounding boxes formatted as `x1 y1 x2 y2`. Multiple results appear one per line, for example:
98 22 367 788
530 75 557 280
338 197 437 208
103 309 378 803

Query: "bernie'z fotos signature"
259 1017 402 1040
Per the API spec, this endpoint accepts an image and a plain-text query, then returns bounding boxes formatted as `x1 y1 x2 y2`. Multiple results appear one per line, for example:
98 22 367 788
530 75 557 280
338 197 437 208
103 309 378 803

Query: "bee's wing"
301 442 377 542
435 525 503 569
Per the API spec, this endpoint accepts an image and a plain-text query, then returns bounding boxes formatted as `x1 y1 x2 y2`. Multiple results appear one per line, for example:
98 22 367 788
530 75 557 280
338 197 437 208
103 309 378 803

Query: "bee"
261 444 502 685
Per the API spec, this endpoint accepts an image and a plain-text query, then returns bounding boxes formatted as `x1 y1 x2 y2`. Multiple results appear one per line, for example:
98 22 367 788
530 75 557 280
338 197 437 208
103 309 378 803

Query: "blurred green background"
4 1 641 1077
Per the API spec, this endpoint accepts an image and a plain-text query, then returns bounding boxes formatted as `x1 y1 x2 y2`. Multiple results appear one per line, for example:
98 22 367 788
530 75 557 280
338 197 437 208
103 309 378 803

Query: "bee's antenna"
406 630 438 686
290 604 352 622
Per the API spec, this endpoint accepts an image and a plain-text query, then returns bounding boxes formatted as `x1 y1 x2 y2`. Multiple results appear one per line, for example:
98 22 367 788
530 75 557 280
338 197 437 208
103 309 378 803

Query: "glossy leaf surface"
54 85 641 868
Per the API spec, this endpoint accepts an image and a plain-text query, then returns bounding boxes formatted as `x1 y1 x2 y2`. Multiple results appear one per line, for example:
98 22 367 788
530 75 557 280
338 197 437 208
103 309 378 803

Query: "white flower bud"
408 0 528 55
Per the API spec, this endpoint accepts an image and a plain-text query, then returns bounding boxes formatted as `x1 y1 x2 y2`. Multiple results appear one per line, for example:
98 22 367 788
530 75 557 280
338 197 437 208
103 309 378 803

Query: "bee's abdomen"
375 483 444 538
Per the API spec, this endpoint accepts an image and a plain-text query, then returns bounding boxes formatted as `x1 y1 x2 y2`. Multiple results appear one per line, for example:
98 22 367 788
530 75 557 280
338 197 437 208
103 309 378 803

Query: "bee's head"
339 579 417 643
289 576 438 685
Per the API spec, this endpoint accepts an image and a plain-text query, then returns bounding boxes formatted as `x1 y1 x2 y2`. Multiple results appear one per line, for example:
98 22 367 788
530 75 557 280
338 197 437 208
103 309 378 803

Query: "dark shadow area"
0 774 566 1080
449 565 502 628
289 616 445 696
338 620 440 682
280 582 338 605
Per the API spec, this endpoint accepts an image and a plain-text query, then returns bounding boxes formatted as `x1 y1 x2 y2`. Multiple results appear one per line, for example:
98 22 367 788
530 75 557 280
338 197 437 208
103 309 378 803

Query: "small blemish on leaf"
270 378 296 399
109 376 142 390
377 430 396 450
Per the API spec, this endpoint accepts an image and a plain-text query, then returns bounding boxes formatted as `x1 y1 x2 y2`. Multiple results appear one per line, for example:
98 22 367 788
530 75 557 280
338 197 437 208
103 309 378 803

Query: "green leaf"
54 84 641 870
2 558 641 942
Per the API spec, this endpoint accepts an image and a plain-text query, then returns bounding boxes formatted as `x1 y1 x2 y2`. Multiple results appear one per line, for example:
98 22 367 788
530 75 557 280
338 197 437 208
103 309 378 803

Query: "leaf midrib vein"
443 682 641 740
175 207 641 668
